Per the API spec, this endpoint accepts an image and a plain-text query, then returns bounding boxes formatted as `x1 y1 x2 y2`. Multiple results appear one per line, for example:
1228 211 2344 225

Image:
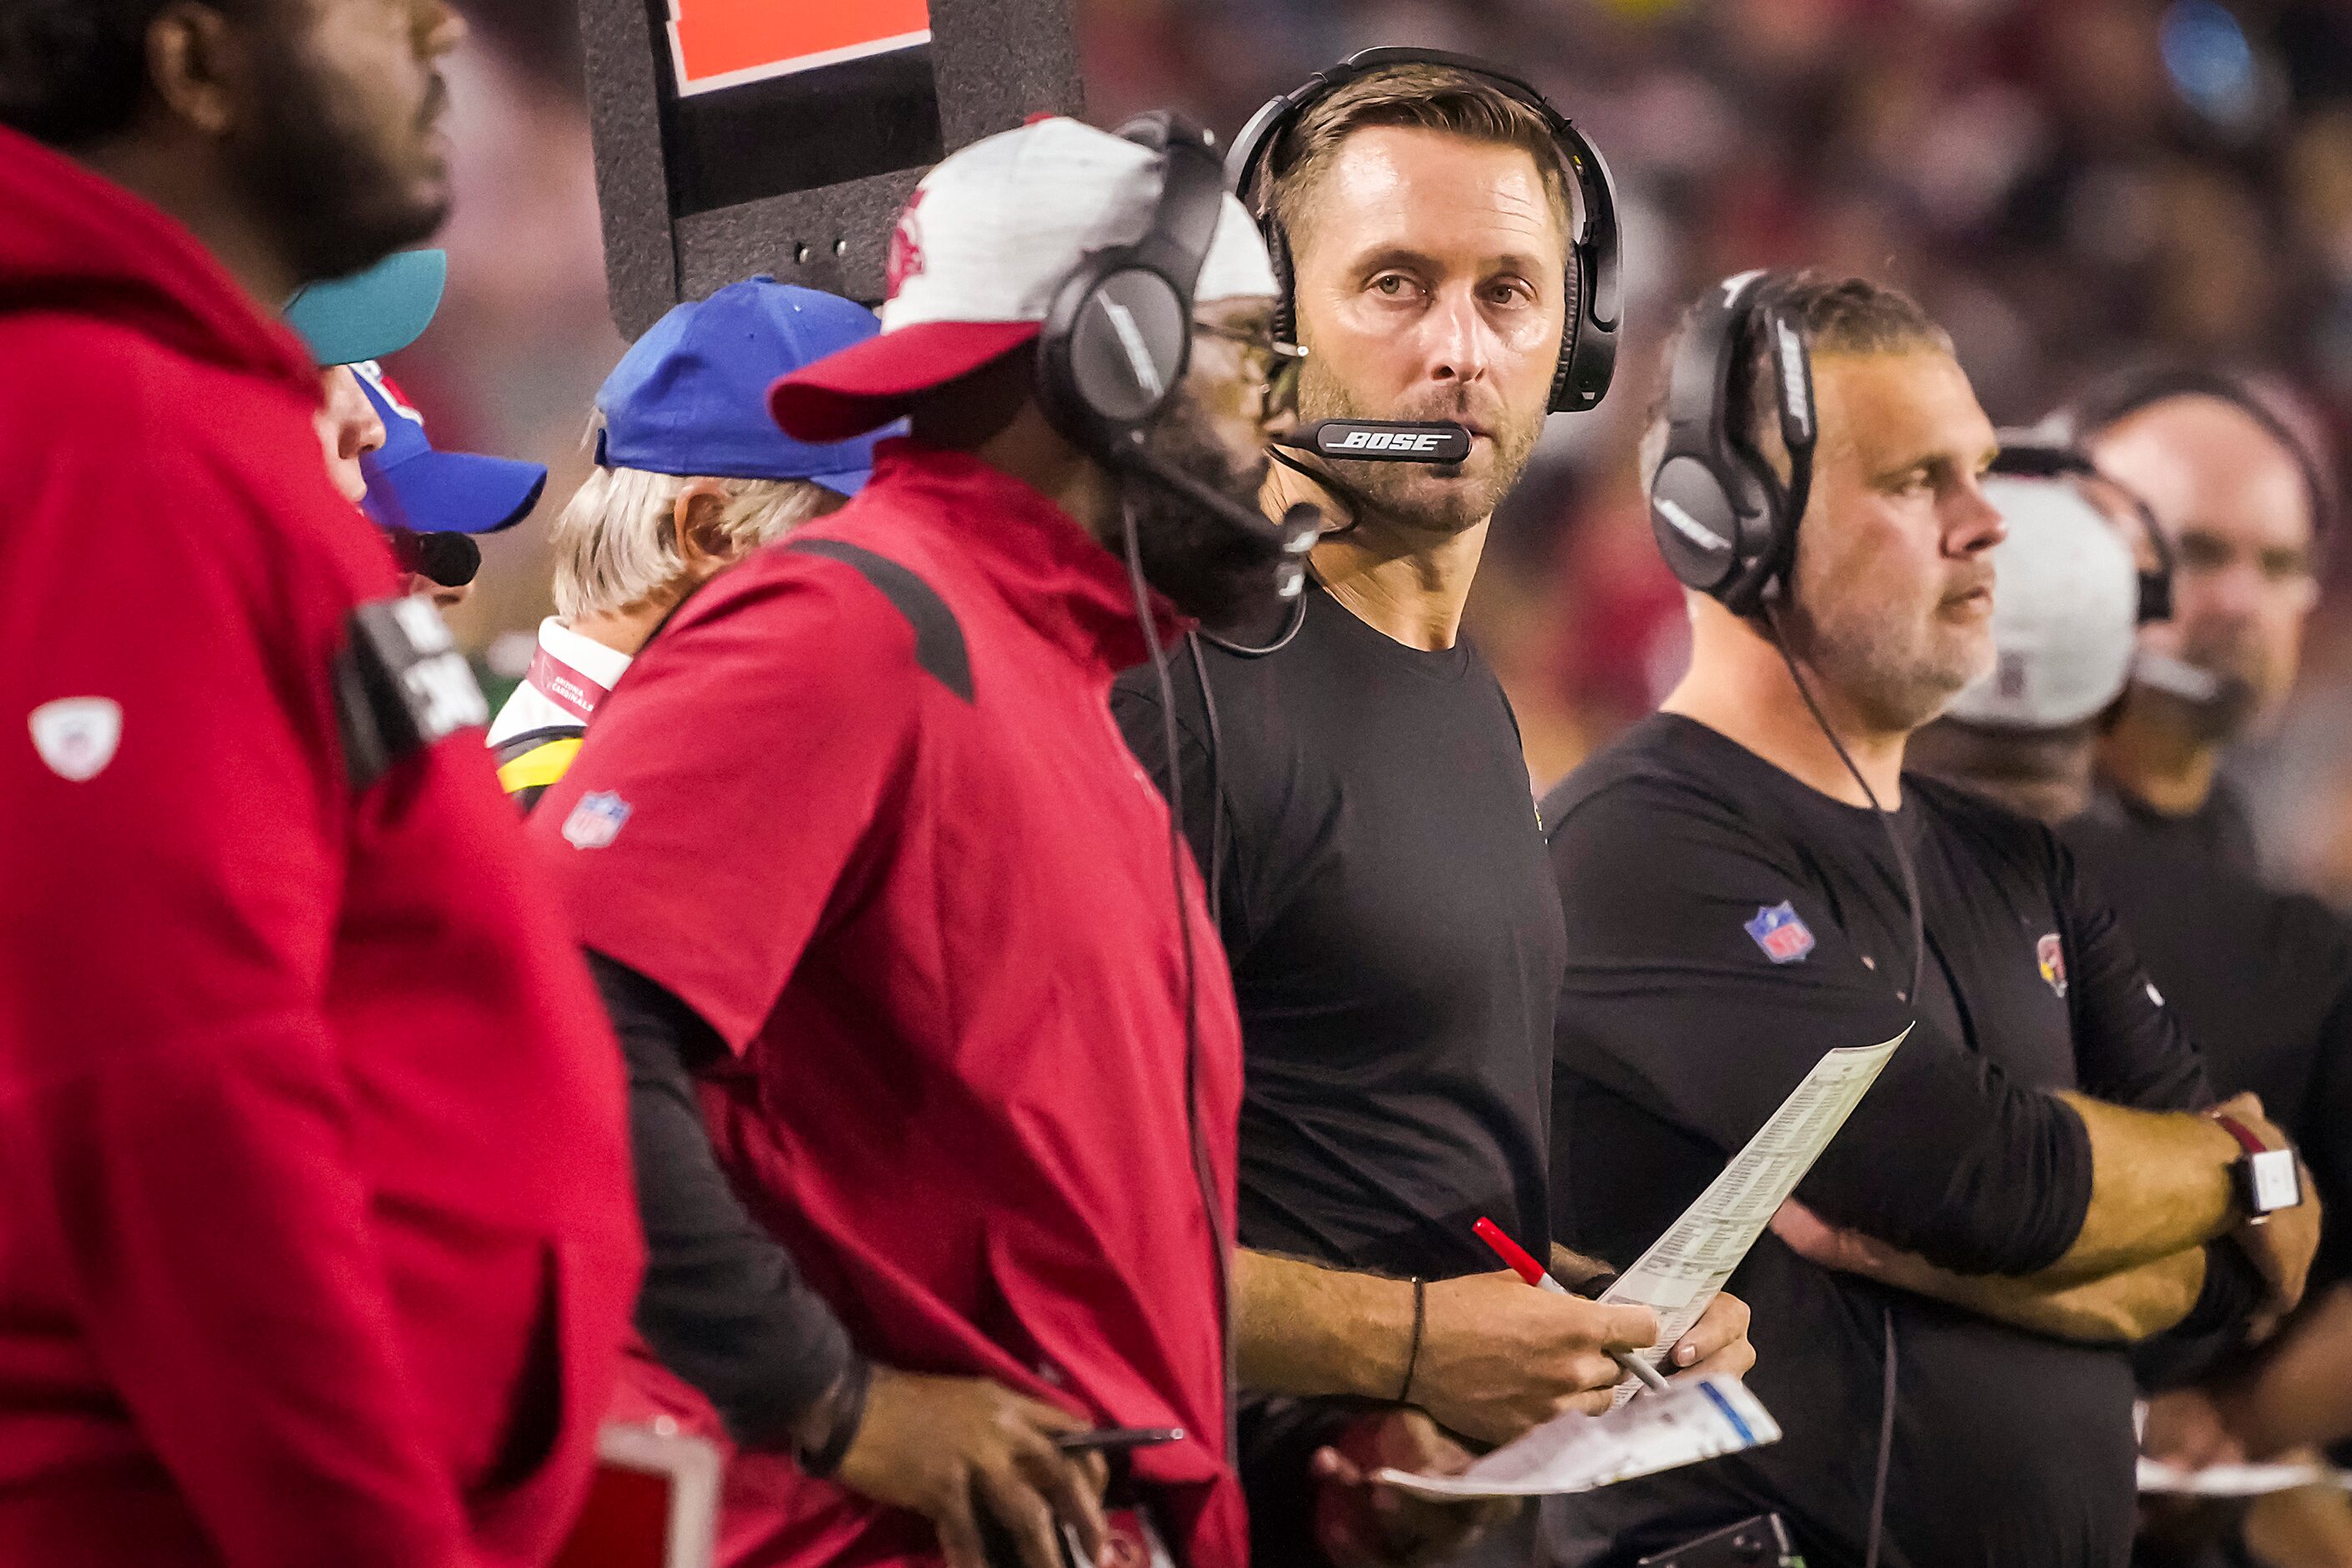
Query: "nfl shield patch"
2036 932 2068 997
563 790 631 850
28 696 122 781
1745 901 1815 964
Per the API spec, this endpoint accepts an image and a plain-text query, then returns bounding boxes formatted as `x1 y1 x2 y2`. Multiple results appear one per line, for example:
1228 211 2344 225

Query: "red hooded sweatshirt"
0 129 641 1567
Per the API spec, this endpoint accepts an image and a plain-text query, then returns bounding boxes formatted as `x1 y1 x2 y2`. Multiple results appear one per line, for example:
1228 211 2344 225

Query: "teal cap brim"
284 249 449 367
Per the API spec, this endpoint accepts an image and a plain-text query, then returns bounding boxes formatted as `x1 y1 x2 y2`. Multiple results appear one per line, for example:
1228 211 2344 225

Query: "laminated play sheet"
1374 1375 1780 1500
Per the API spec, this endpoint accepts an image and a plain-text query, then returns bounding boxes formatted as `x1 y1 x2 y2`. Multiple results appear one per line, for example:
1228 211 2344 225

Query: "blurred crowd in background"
412 0 2352 899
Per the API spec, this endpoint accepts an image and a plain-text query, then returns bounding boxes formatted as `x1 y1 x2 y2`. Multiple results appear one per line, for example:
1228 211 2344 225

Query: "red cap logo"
885 190 927 300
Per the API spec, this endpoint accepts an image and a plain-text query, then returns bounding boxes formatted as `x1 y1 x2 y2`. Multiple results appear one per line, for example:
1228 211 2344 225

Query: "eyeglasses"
1194 320 1307 421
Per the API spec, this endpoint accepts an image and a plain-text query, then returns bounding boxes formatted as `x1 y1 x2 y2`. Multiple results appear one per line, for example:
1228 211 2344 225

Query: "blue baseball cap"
596 278 890 497
286 250 448 367
352 362 548 534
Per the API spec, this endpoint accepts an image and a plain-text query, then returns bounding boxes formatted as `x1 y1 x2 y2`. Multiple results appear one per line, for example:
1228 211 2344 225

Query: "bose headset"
1649 269 1819 617
1228 45 1625 416
1032 109 1319 599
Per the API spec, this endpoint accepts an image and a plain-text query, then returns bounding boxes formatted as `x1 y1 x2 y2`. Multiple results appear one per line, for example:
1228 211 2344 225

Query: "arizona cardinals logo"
2036 932 2067 997
885 190 927 298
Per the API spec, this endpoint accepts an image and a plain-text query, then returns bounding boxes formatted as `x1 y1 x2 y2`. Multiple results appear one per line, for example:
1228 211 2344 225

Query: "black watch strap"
2213 1113 2303 1222
798 1355 873 1478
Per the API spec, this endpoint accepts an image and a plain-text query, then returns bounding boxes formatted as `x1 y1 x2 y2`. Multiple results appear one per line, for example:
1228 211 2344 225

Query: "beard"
1125 392 1291 630
228 31 451 286
1793 568 1996 733
1293 352 1546 536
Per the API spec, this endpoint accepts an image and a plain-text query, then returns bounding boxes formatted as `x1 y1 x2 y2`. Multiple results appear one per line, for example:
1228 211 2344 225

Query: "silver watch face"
2248 1147 2303 1213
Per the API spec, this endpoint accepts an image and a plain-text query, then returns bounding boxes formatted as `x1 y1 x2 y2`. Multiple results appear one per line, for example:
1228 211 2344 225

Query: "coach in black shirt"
1116 56 1748 1567
2072 370 2327 877
1543 276 2318 1568
1908 442 2352 1553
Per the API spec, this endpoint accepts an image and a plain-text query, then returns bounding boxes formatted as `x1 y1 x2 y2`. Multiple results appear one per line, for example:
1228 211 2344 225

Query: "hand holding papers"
1373 1375 1781 1500
1472 1216 1672 1395
1373 1036 1904 1501
1597 1032 1906 1402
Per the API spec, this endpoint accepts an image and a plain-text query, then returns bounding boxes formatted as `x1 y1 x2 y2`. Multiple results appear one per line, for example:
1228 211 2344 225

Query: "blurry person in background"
0 3 640 1568
485 278 883 811
289 248 545 608
291 247 446 512
1908 446 2352 1568
309 362 544 608
1115 51 1752 1568
2069 369 2330 875
352 360 547 609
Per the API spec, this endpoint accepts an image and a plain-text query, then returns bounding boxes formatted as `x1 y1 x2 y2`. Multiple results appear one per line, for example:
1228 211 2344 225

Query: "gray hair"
551 412 840 620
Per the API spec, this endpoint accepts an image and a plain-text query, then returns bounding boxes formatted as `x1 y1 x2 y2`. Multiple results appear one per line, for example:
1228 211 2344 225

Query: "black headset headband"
1033 112 1226 458
1226 46 1621 415
2069 365 2334 543
1120 114 1224 324
1648 269 1818 616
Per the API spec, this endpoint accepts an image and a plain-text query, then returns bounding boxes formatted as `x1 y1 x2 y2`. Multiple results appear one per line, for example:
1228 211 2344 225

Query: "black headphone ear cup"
1650 455 1749 596
1043 263 1191 448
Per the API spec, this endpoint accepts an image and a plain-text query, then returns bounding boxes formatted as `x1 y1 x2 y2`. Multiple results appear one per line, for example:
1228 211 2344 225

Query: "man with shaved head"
2073 370 2327 872
2064 372 2352 1564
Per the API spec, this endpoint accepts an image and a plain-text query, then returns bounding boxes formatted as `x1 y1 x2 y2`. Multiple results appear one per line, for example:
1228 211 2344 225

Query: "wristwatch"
2212 1112 2303 1226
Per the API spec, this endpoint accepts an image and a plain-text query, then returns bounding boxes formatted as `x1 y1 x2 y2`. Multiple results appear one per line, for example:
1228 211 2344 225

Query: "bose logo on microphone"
1329 429 1447 453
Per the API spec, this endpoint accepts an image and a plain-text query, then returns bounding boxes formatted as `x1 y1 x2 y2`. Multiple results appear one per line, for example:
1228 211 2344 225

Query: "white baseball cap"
1945 474 2141 731
770 116 1277 442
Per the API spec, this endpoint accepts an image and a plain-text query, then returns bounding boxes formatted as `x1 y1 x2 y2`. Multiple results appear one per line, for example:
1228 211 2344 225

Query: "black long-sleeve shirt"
1539 715 2253 1568
588 950 858 1452
2061 799 2352 1296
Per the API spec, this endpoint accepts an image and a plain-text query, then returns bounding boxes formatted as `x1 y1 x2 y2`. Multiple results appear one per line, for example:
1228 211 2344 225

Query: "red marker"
1474 1216 1671 1394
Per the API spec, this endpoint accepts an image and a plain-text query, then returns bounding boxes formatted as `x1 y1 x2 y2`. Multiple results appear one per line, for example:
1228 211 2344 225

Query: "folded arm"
1772 1201 2219 1343
1550 781 2269 1297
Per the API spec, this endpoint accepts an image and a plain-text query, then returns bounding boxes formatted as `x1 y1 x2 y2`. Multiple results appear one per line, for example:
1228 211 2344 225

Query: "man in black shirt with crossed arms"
1542 275 2320 1568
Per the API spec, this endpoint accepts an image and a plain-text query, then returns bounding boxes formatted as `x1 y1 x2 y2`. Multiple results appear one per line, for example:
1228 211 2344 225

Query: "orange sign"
666 0 933 97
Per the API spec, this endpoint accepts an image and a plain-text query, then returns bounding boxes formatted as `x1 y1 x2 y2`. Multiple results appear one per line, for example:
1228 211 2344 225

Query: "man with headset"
2070 369 2329 878
1112 49 1751 1568
1540 271 2319 1568
1902 446 2352 1565
530 115 1306 1568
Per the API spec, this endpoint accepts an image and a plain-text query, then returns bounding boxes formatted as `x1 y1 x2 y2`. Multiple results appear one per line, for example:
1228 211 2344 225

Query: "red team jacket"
531 443 1251 1568
0 129 641 1566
